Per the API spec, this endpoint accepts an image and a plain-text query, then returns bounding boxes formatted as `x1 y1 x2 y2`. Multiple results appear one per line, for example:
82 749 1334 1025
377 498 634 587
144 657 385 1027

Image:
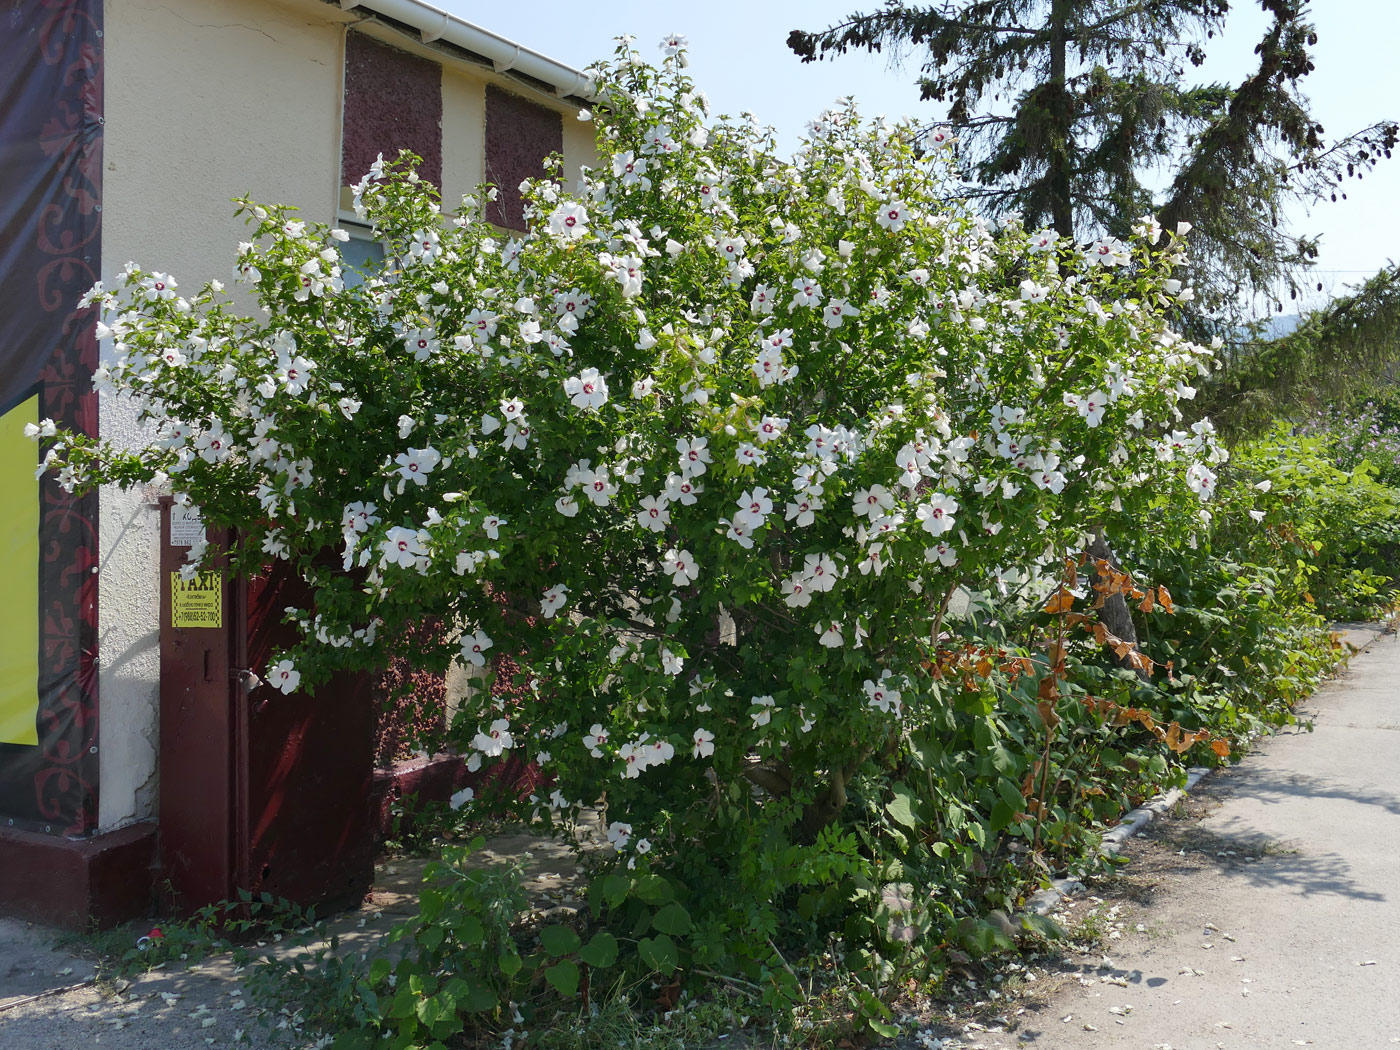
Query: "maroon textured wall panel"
372 621 448 767
238 562 375 914
342 32 442 190
158 511 235 912
485 85 563 230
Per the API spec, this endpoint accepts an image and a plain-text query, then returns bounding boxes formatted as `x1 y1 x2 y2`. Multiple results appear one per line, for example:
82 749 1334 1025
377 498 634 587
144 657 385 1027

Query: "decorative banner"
171 572 223 630
0 0 103 833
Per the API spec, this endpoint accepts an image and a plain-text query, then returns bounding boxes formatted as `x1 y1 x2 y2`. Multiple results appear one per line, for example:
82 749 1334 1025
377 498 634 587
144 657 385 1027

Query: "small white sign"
169 506 206 549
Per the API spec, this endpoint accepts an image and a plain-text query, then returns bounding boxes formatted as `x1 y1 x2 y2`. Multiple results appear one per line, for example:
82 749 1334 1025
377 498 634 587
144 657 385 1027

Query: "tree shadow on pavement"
1141 821 1385 902
1213 765 1400 819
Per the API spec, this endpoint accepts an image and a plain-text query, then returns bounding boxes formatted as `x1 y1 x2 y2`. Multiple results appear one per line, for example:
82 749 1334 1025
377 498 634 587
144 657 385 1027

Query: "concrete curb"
1024 618 1395 919
1025 766 1210 917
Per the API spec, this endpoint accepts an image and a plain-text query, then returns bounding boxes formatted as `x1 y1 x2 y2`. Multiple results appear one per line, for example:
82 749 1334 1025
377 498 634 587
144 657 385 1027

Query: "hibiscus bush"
43 37 1237 1024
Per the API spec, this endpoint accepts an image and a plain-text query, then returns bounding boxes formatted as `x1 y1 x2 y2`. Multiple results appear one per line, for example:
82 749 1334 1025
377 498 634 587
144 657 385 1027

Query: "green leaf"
419 888 445 923
415 996 440 1026
997 777 1025 813
958 917 1015 957
651 902 692 936
599 874 630 907
885 784 919 829
459 978 497 1013
332 1032 377 1050
544 960 580 997
388 988 416 1019
868 1019 900 1038
1020 913 1066 940
634 873 674 904
498 949 523 977
638 934 679 975
990 744 1016 773
990 799 1016 832
578 931 618 968
540 924 581 957
455 916 484 945
440 977 468 1012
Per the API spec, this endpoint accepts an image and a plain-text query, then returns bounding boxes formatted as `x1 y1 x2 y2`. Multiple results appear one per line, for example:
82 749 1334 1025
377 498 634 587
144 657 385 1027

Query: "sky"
447 0 1399 314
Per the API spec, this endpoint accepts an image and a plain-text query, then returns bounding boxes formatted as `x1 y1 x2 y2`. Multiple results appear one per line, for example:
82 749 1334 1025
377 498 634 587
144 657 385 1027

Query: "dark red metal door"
158 505 236 910
159 503 373 915
237 564 374 912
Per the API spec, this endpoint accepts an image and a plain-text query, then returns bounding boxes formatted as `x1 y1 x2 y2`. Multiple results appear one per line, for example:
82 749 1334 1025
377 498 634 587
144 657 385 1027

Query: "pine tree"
789 0 1396 333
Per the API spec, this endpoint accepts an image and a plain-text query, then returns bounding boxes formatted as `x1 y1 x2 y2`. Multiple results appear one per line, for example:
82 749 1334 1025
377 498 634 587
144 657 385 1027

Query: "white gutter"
338 0 596 101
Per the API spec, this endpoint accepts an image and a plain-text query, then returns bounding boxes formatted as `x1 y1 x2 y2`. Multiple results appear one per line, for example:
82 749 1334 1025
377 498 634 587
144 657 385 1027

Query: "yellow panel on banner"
0 395 40 746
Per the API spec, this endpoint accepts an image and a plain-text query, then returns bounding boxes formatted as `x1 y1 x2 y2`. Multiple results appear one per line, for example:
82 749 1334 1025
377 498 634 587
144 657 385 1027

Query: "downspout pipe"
339 0 596 101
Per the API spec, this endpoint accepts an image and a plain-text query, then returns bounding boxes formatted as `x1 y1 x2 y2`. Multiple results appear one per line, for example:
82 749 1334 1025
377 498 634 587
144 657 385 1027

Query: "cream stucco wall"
99 0 347 829
97 0 594 830
440 61 488 210
563 115 596 187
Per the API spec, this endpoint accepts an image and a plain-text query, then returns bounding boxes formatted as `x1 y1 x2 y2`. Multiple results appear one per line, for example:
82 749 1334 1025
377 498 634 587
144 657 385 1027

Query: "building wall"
96 0 594 831
98 0 347 829
355 23 597 217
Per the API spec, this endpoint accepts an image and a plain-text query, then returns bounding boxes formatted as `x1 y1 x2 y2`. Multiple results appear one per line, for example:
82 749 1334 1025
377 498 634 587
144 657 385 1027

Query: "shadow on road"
1219 766 1400 819
1141 820 1385 902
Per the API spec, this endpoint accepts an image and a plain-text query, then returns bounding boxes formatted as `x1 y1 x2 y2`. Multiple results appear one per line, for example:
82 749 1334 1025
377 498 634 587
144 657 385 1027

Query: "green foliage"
91 889 319 981
1230 427 1400 620
1126 424 1397 740
1200 266 1400 434
1300 392 1400 487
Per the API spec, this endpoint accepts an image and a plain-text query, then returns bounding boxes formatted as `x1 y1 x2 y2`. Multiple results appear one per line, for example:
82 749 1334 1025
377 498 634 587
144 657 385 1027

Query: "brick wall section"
342 32 442 190
484 84 563 230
